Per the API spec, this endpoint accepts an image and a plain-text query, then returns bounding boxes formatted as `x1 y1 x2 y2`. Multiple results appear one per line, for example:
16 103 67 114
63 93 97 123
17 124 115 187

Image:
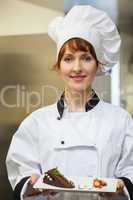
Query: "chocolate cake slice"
23 181 41 197
43 168 75 188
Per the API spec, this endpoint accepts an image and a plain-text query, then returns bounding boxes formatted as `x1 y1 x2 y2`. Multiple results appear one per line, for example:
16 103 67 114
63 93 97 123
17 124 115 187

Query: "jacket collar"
57 89 100 120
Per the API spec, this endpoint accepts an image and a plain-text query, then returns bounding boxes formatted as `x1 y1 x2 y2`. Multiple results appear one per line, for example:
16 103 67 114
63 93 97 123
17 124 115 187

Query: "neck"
64 87 92 112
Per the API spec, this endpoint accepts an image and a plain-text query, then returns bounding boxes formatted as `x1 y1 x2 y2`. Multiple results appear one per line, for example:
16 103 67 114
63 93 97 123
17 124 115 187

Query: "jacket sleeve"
115 112 133 200
6 116 42 200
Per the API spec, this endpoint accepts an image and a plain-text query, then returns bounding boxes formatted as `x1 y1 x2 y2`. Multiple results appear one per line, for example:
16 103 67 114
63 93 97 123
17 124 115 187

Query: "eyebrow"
63 53 73 56
63 52 91 56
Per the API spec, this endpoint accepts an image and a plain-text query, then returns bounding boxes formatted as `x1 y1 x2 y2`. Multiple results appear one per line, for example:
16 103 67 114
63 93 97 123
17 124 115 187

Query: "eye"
82 55 92 62
85 56 92 61
63 56 73 62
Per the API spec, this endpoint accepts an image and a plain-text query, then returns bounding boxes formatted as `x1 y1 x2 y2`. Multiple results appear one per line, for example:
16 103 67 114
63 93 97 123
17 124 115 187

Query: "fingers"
116 179 124 189
116 179 124 195
24 178 41 197
29 174 57 197
30 174 40 185
99 179 124 198
25 174 58 197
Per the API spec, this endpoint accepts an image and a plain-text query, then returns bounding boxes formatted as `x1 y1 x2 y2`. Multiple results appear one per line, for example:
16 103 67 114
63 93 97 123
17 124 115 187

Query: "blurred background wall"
0 0 133 199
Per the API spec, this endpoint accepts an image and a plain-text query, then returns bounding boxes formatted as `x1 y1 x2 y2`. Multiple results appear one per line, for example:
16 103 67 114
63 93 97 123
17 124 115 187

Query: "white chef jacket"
6 100 133 200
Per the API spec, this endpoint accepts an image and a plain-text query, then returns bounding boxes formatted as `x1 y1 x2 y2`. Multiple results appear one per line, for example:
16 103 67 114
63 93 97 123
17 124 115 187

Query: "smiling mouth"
69 75 87 81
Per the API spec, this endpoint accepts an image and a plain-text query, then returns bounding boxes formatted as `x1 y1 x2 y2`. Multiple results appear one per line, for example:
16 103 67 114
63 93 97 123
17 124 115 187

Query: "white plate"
34 176 118 193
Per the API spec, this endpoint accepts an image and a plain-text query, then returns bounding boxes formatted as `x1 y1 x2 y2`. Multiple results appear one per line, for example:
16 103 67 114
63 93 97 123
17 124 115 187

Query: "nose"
72 59 82 73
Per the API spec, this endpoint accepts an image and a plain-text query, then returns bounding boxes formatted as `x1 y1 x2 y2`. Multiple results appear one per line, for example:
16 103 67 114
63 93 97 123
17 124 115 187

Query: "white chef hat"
48 5 121 75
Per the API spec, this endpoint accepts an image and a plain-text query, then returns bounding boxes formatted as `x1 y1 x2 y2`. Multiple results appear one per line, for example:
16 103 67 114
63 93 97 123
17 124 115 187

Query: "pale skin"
58 45 97 112
27 45 125 198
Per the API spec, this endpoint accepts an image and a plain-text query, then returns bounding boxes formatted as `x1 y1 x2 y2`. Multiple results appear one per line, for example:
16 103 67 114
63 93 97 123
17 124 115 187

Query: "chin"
68 85 89 92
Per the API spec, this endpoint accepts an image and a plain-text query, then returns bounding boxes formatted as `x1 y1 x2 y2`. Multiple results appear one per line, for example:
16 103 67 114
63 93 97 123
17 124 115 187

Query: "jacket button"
61 141 65 144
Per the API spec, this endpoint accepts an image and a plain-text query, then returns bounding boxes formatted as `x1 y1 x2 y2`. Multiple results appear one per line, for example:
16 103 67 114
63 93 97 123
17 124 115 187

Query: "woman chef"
6 5 133 200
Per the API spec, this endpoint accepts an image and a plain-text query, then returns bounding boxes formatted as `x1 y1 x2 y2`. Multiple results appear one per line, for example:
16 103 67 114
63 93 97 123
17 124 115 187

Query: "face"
58 46 98 92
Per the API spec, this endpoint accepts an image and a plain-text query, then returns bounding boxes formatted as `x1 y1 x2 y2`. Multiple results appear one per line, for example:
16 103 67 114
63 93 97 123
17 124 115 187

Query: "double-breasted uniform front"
6 99 133 200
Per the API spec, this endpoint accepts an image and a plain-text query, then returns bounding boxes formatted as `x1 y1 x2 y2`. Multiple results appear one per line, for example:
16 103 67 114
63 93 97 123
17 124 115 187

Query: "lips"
69 75 86 81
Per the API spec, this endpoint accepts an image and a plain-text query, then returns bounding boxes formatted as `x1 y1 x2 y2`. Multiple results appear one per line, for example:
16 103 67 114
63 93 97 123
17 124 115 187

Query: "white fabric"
6 100 133 200
48 5 121 75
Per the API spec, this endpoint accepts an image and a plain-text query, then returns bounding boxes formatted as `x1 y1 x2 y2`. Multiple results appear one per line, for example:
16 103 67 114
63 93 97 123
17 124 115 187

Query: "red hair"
52 38 99 71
